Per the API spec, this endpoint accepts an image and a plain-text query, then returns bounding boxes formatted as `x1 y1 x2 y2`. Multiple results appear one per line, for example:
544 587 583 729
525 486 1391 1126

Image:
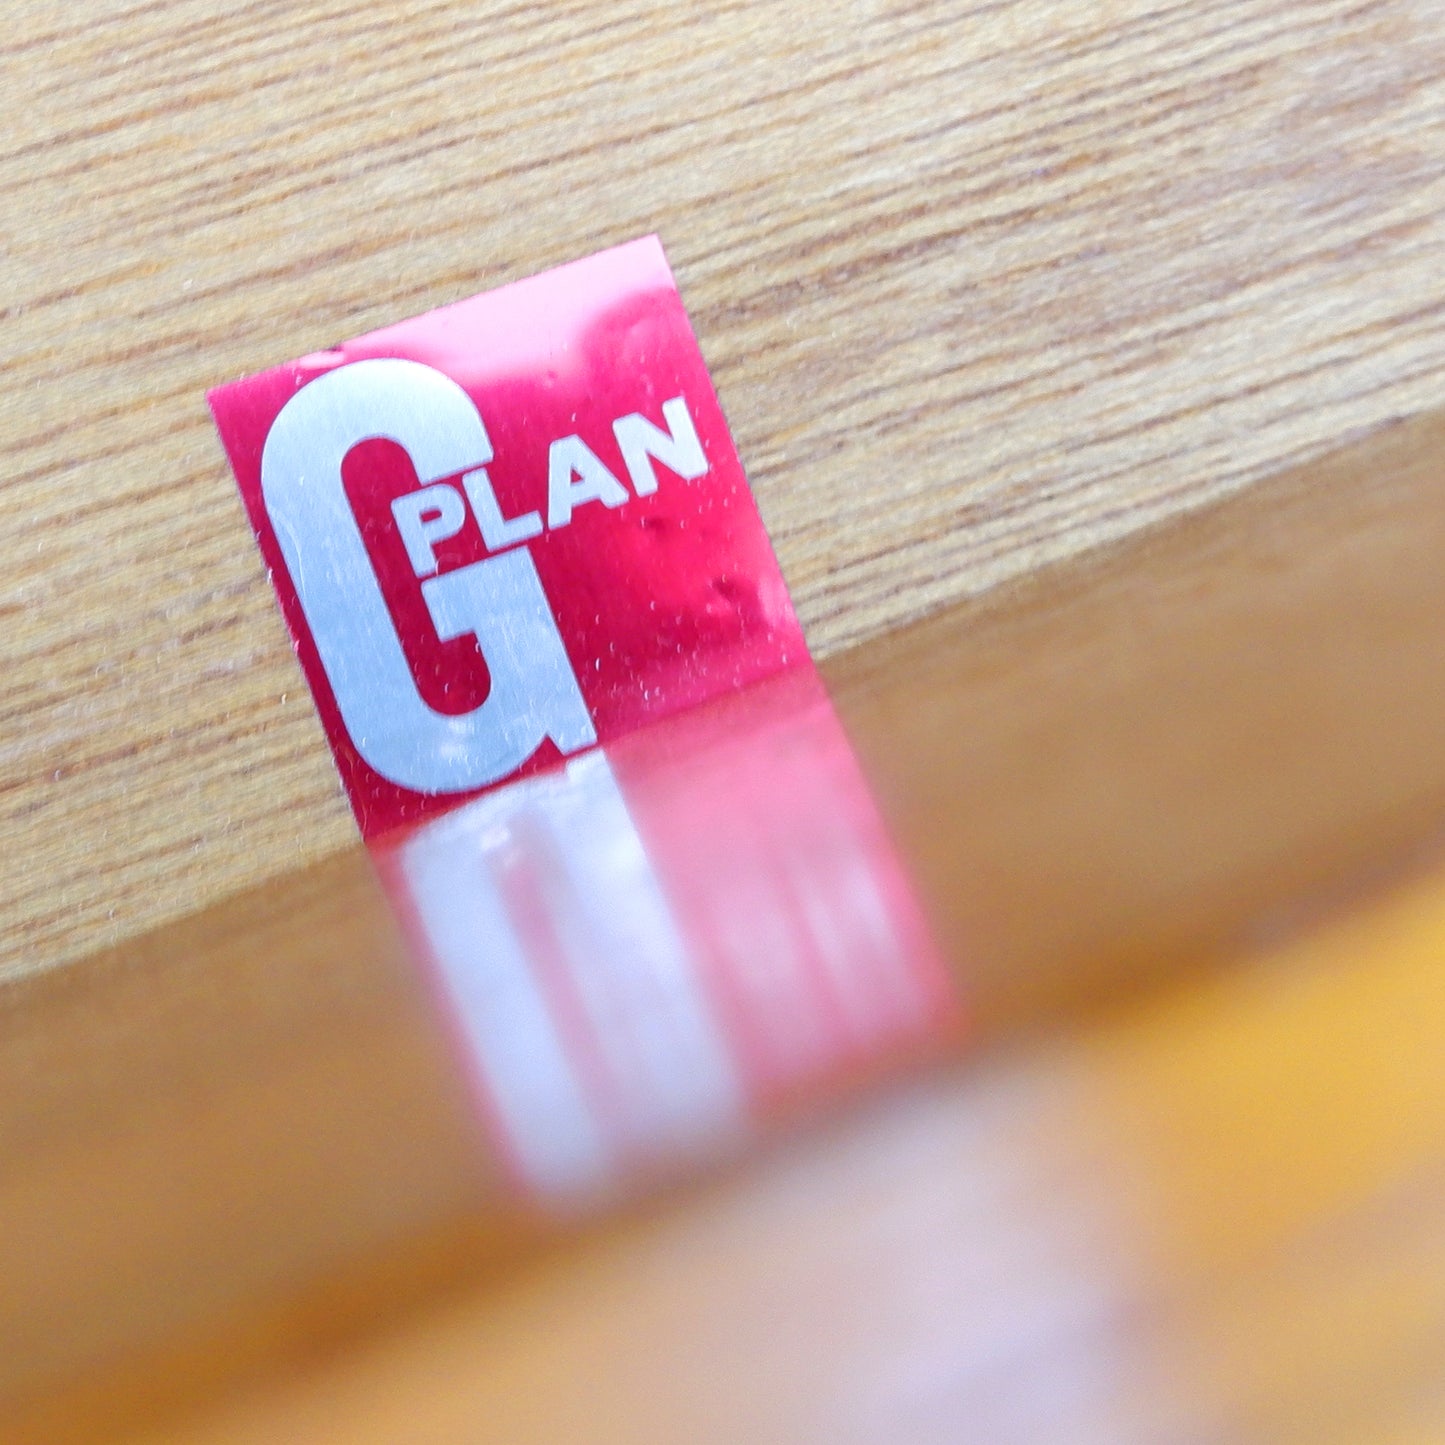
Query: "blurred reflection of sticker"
208 236 805 838
371 670 961 1206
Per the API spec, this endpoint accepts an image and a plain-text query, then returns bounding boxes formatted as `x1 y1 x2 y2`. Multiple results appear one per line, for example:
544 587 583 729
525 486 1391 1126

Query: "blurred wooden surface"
5 410 1445 1442
7 0 1445 977
135 861 1445 1445
835 407 1445 1030
11 868 1445 1445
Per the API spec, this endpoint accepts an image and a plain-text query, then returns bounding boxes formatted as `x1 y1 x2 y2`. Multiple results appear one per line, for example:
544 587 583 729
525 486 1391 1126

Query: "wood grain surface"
5 407 1444 1442
6 0 1445 977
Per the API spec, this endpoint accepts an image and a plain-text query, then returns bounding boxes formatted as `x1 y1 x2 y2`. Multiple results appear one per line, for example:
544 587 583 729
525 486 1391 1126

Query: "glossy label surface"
209 237 805 837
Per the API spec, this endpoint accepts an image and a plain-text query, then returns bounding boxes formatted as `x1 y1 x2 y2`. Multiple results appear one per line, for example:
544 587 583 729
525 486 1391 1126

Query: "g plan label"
208 237 807 838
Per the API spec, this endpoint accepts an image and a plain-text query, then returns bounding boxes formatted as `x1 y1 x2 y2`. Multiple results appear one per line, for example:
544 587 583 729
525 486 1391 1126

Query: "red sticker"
209 237 806 838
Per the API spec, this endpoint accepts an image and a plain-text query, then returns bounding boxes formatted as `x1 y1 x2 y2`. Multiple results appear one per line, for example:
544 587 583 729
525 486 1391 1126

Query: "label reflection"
371 671 960 1207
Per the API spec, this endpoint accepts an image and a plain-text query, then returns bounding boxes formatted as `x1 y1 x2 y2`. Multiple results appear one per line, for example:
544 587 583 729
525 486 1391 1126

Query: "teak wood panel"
6 0 1445 975
139 871 1445 1445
